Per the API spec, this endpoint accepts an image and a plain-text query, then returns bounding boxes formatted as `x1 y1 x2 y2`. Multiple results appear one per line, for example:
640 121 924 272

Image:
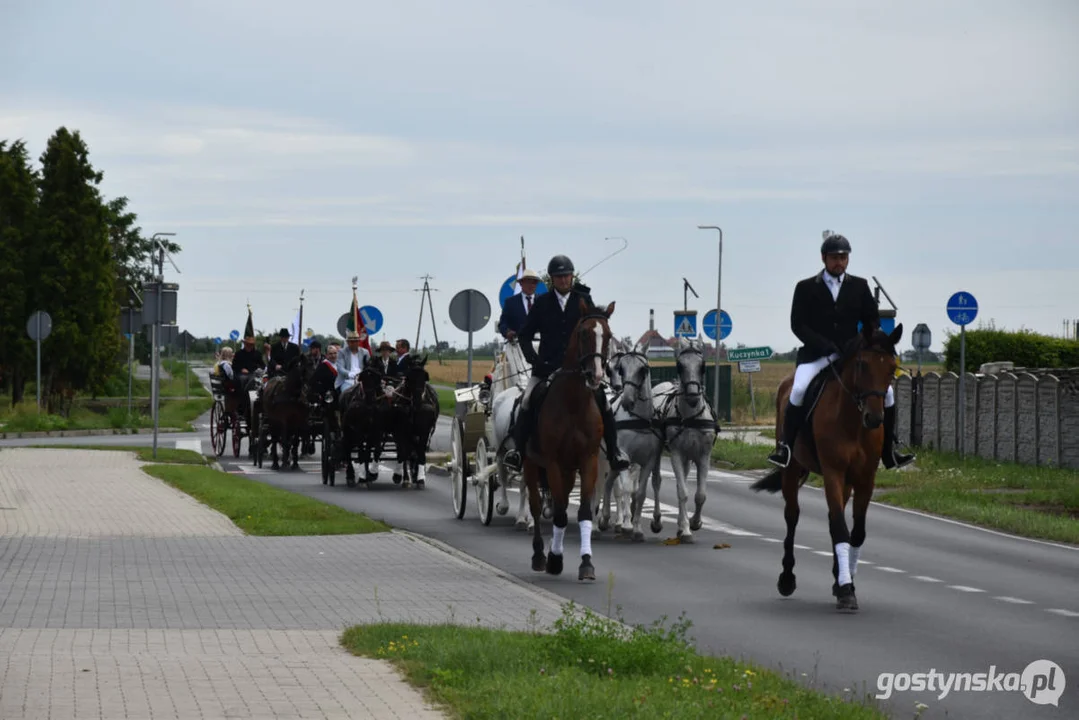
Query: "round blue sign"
499 274 548 309
702 309 733 340
229 329 240 341
946 291 978 327
358 305 383 334
302 337 313 348
213 337 223 345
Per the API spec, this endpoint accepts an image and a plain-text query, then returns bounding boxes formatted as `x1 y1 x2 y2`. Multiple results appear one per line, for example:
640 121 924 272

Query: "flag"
512 236 527 295
346 289 372 354
243 306 254 339
289 308 301 345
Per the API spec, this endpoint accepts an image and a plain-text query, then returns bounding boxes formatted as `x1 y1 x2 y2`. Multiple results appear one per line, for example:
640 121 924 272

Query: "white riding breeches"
790 353 894 408
521 375 543 410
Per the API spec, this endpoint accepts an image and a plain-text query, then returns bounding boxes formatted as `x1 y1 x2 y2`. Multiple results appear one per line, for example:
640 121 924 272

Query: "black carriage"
209 374 257 459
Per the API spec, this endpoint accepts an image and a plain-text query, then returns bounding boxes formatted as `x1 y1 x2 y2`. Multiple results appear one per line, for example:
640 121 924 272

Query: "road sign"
26 310 52 341
213 337 223 345
499 274 548 309
674 310 697 338
229 329 240 341
302 337 314 348
702 309 733 341
738 360 761 373
912 323 931 351
359 305 383 334
726 346 773 362
449 289 492 384
946 291 978 326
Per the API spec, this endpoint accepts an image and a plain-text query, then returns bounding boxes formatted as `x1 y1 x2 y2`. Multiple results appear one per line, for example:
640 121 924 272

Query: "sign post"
946 292 978 458
26 311 52 412
911 323 932 376
448 289 492 385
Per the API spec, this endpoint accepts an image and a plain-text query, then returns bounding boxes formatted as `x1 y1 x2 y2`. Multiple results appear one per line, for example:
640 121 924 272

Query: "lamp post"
697 225 723 420
149 232 178 459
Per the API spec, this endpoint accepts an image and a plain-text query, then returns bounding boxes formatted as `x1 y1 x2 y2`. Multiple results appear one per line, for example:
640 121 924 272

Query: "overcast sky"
4 0 1077 354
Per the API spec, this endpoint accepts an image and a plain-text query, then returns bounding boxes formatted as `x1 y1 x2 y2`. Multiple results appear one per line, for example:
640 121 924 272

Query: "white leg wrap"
551 525 566 555
835 542 852 585
579 520 593 556
417 464 426 481
849 545 861 577
885 385 895 408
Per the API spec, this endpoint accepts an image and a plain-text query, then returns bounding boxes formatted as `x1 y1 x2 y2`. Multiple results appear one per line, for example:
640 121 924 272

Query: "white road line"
813 550 833 557
911 576 942 582
947 585 985 593
994 596 1034 604
793 543 812 550
760 538 782 543
1045 608 1079 618
874 566 906 573
175 439 202 454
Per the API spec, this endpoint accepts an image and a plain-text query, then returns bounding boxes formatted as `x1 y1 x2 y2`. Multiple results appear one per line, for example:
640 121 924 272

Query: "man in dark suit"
767 232 914 470
374 341 396 375
268 328 301 377
498 268 541 339
391 338 414 377
503 254 630 474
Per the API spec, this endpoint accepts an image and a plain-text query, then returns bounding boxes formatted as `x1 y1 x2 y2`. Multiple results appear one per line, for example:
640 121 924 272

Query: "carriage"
209 373 259 459
320 405 400 488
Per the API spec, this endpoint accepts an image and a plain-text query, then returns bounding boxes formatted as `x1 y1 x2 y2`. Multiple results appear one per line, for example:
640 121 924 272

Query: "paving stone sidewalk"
0 448 568 719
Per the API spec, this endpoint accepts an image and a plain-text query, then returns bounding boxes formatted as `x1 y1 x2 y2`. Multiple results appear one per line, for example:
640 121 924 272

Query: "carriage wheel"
210 403 226 457
475 437 495 526
450 418 467 519
231 412 242 457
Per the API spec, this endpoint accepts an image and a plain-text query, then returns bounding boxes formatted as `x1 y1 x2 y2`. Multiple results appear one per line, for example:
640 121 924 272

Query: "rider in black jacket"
503 254 631 475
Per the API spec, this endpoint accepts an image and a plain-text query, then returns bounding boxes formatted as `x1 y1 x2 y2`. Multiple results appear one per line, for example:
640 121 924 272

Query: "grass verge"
867 449 1079 545
142 464 391 536
25 444 208 465
711 438 773 471
0 397 212 433
437 388 455 416
341 602 886 720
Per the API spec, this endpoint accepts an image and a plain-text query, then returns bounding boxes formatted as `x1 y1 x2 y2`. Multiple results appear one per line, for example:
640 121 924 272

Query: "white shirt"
823 271 844 302
555 290 570 310
335 348 369 390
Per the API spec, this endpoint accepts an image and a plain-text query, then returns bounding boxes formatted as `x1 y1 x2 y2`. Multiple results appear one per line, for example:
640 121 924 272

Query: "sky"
4 0 1077 354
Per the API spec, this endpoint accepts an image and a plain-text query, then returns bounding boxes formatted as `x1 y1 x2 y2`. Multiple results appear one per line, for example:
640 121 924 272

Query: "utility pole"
413 275 444 363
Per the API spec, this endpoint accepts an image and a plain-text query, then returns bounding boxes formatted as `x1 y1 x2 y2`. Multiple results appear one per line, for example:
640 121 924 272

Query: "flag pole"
298 289 304 346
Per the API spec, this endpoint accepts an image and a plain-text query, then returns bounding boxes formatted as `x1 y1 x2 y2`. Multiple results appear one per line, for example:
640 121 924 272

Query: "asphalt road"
4 402 1076 719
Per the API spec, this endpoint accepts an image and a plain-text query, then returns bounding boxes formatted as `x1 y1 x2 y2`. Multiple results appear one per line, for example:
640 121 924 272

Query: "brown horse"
259 356 313 470
523 298 615 582
751 323 903 612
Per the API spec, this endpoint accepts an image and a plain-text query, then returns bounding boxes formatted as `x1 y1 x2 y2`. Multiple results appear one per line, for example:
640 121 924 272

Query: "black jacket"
233 347 265 374
392 353 414 377
309 357 338 399
268 341 301 374
791 271 879 364
498 292 533 338
518 284 595 378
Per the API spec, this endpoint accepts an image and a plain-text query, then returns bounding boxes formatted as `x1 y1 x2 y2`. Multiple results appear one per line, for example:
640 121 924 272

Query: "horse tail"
750 468 783 494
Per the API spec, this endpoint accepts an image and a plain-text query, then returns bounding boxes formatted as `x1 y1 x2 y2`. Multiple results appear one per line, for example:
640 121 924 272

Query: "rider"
766 232 915 471
503 254 631 475
268 328 301 377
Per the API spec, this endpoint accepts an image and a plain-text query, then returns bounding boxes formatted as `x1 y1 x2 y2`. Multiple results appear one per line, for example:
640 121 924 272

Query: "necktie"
526 296 532 312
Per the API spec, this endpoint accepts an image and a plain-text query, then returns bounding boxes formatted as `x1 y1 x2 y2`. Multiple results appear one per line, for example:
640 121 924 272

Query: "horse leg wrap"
835 542 852 586
849 544 861 578
551 524 566 555
579 520 593 557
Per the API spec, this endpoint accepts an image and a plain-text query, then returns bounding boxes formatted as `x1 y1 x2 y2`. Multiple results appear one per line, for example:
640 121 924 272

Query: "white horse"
595 339 665 540
487 339 535 530
648 337 718 543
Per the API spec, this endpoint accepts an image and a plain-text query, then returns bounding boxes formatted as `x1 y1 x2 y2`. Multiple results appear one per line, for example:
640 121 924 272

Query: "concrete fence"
894 367 1079 469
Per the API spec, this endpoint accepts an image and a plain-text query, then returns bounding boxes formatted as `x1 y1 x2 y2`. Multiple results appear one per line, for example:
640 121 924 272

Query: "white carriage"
449 339 548 527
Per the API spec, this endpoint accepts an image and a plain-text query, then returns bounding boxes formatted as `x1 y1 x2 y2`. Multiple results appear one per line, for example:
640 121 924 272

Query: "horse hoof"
416 480 425 489
650 519 662 534
366 473 378 482
690 517 703 532
676 531 694 544
632 531 645 543
598 517 610 532
515 519 528 531
831 581 856 597
392 473 402 484
777 572 797 597
578 555 596 581
532 552 546 572
835 584 858 612
545 552 564 575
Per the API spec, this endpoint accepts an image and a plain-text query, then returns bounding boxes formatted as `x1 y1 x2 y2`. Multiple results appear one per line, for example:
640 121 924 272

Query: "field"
424 358 946 425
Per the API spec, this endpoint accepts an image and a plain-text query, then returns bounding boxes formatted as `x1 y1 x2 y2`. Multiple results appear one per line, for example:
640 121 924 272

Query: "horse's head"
675 336 706 408
613 339 652 406
403 353 432 407
606 338 626 393
570 297 615 390
842 322 903 429
281 355 310 398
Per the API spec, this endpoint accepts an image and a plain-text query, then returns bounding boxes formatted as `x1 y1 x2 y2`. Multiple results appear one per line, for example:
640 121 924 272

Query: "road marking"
947 585 985 593
760 538 782 543
1046 608 1079 618
175 439 202 454
813 550 832 557
874 566 906 573
994 596 1034 604
793 544 812 550
911 575 942 582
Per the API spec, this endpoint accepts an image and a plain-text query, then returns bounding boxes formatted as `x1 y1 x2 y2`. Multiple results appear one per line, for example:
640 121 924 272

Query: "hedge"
943 328 1079 373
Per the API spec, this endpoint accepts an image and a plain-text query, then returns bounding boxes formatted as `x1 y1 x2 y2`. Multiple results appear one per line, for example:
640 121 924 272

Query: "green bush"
943 328 1079 373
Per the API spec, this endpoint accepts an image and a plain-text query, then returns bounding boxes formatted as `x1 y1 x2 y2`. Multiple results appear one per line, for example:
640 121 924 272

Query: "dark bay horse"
260 356 314 470
751 323 903 611
387 355 439 489
339 366 388 485
524 298 615 582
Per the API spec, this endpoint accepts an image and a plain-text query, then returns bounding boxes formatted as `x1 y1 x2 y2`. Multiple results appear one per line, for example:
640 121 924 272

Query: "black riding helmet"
820 232 851 256
547 254 575 277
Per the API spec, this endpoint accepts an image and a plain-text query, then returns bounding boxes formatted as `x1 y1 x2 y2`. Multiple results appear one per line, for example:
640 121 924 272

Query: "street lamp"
697 225 723 421
149 232 178 459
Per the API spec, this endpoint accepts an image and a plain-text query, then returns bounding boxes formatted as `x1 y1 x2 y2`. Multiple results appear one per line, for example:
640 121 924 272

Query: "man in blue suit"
498 268 541 339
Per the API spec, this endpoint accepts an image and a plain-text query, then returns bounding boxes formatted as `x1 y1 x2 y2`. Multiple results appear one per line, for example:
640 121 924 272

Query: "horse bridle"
572 312 612 378
828 343 894 415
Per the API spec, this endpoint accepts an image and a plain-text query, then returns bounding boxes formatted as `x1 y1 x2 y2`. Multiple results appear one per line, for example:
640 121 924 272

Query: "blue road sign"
858 317 896 334
499 274 548 309
213 337 223 345
358 305 383 334
229 329 240 341
702 309 732 340
302 337 314 348
674 311 698 338
946 291 978 326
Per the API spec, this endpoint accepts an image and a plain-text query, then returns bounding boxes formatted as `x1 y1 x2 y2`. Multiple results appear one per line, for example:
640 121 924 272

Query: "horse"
387 354 439 489
750 323 903 612
338 366 387 485
259 356 314 470
487 340 537 530
647 337 719 543
523 297 615 582
595 339 665 540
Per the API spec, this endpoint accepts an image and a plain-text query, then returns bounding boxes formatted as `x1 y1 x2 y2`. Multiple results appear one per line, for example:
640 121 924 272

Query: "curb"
0 427 187 439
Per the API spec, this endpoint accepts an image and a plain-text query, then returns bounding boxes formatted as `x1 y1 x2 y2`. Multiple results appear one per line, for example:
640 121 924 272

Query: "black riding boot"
597 389 630 473
881 405 915 469
767 401 807 468
504 407 531 473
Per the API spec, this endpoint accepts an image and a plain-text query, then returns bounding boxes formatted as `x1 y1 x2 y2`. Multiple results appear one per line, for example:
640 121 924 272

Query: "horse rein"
828 343 893 416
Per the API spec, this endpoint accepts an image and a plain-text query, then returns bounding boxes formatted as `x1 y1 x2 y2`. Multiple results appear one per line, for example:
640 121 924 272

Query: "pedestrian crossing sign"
674 310 698 338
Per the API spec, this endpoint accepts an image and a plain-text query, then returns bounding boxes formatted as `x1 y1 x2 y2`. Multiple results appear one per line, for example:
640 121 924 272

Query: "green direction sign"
726 346 773 362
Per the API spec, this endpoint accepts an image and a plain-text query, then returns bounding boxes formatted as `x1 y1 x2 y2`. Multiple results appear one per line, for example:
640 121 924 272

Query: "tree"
0 140 40 404
35 127 121 411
